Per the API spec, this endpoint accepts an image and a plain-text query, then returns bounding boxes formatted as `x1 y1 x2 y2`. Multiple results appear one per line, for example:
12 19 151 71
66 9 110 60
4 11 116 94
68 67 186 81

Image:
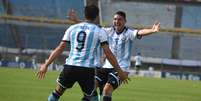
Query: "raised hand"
152 22 160 33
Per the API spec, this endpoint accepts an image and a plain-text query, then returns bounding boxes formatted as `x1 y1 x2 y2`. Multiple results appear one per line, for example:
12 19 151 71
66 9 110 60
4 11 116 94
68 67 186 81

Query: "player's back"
63 22 105 68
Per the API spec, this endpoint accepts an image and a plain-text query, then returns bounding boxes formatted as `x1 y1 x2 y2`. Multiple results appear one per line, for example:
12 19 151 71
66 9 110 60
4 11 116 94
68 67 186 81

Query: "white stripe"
83 78 96 96
109 73 120 86
95 76 102 82
56 78 66 89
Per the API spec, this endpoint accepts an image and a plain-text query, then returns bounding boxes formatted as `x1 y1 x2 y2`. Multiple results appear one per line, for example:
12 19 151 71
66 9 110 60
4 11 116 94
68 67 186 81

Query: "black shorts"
95 68 120 90
135 65 141 68
57 65 96 96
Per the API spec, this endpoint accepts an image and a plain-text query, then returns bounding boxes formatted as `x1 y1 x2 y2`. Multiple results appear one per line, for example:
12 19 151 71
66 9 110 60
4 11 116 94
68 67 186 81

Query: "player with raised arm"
99 11 160 101
96 11 160 101
37 5 129 101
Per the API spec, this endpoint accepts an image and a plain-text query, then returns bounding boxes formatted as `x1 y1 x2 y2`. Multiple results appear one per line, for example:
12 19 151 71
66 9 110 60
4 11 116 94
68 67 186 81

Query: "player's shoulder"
124 27 139 37
69 22 99 29
102 26 113 30
126 27 137 32
71 22 86 27
101 26 114 34
82 22 101 29
68 23 81 29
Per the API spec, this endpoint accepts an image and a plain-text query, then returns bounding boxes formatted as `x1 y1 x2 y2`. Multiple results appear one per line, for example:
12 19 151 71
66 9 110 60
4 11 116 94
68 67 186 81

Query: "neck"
115 27 126 34
85 20 93 23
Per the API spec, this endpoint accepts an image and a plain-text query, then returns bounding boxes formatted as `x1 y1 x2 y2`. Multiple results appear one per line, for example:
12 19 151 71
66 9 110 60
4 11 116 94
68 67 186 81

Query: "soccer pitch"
0 67 201 101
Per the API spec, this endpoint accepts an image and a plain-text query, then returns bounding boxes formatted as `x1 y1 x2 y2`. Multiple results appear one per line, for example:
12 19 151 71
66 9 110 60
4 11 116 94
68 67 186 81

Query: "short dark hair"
84 5 99 21
115 11 126 21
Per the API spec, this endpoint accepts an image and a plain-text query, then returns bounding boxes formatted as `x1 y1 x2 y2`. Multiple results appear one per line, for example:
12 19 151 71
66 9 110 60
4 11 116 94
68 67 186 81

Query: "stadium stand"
0 0 201 76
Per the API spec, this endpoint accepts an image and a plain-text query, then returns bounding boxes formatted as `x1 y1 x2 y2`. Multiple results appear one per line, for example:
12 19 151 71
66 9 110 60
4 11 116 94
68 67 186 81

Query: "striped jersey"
95 44 104 67
102 27 138 72
62 22 108 68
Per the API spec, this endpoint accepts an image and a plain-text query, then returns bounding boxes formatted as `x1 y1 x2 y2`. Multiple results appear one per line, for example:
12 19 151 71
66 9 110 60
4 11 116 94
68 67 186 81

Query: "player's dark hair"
84 5 99 21
115 11 126 21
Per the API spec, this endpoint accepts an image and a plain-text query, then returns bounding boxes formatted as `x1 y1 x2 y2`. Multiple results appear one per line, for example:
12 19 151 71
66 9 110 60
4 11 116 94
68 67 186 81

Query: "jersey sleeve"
98 29 108 43
102 27 113 35
130 29 139 40
62 26 73 42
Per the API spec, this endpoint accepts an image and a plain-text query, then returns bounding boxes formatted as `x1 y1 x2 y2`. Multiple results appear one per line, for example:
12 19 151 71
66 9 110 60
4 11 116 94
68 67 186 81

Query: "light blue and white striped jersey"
102 27 138 72
62 22 108 68
95 44 104 67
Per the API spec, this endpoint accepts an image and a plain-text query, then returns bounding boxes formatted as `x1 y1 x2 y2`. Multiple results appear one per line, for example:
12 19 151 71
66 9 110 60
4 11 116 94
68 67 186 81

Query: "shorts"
135 65 141 68
57 65 96 96
95 68 120 90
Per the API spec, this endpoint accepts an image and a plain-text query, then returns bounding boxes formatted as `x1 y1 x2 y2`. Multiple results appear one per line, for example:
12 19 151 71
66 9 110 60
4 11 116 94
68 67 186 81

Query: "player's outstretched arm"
138 22 160 36
101 43 130 84
36 41 66 80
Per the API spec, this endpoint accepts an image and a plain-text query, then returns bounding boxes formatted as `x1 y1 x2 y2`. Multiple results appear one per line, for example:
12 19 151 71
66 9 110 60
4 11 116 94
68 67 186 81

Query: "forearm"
103 48 122 72
138 29 155 36
44 48 63 67
138 22 160 36
44 42 65 67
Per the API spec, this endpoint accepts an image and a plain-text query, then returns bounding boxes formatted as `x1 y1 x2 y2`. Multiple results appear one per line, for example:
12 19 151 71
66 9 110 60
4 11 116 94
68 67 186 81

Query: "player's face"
113 14 126 33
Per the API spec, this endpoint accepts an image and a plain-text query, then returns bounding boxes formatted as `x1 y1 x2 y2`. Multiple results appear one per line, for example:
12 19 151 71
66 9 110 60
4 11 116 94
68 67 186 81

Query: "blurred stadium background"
0 0 201 80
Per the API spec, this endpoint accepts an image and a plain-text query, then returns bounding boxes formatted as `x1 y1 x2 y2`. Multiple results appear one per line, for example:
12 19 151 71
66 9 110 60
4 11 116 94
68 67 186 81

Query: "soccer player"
134 52 142 75
36 5 129 101
98 11 160 101
68 10 160 101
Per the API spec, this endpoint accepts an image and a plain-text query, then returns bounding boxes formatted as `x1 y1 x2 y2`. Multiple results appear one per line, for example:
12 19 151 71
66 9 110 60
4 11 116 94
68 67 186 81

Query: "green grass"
0 67 201 101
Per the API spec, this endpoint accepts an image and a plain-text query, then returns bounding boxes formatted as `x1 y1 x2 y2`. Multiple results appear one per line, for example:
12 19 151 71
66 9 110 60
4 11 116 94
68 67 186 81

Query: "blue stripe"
108 35 114 52
66 28 79 65
88 27 96 67
94 40 101 66
121 39 132 69
128 39 133 62
121 39 125 59
81 26 95 66
125 40 133 69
